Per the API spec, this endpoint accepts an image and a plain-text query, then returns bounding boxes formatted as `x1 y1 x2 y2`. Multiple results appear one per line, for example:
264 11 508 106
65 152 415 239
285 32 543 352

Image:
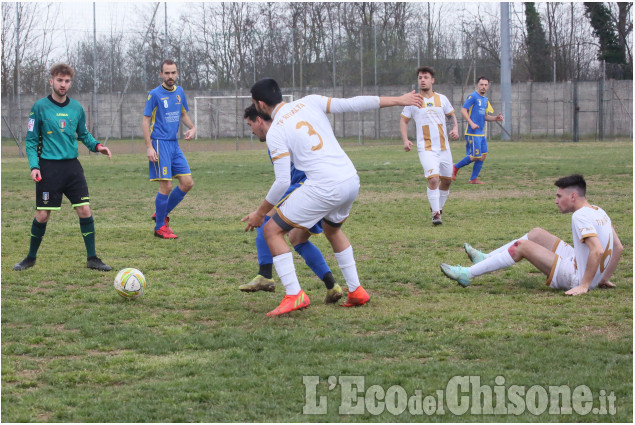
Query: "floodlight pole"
92 2 98 138
500 2 512 140
164 2 168 59
16 3 22 145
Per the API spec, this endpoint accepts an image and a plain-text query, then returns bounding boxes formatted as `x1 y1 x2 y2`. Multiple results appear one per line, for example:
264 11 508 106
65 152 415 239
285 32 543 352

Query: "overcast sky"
60 1 493 36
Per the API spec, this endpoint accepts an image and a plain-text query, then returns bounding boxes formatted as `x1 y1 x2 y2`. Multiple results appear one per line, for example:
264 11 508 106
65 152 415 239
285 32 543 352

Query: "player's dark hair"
160 59 177 72
417 66 435 77
251 78 282 106
50 63 75 79
243 104 271 122
555 174 586 197
477 76 490 84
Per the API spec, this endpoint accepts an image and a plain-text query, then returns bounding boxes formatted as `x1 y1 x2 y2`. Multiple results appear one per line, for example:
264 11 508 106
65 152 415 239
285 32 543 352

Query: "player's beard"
52 87 67 99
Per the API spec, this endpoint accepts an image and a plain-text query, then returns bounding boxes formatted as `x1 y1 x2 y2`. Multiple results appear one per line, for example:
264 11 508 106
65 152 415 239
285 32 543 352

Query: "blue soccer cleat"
464 243 487 264
440 263 472 287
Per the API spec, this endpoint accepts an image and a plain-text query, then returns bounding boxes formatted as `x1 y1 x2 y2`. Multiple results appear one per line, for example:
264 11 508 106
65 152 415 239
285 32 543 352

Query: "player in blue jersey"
142 59 196 239
452 76 503 184
239 105 343 303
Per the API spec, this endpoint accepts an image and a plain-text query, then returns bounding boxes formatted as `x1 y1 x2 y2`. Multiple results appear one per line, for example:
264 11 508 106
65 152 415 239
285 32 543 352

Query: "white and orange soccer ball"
113 268 146 299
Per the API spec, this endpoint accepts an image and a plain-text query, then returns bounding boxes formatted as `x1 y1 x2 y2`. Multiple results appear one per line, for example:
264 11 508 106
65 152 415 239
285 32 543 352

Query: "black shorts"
36 158 90 210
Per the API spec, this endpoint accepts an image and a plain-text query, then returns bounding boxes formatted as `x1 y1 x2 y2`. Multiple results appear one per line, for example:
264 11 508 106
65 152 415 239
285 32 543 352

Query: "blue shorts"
277 182 324 235
465 135 488 160
149 139 191 181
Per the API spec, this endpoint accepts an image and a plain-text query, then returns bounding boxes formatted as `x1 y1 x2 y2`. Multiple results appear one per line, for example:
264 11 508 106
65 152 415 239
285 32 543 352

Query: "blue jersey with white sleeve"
144 85 189 141
463 91 492 137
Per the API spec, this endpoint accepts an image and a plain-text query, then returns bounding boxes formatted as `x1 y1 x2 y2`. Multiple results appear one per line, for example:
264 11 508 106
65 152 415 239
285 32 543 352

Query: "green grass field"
2 139 632 422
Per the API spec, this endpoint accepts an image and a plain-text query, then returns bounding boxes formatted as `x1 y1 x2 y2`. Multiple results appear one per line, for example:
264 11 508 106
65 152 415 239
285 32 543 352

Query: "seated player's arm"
599 227 624 286
566 236 603 295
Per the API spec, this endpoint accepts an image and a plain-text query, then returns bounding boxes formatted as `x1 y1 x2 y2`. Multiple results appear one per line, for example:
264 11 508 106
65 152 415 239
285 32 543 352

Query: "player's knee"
75 205 92 218
34 210 50 223
288 229 309 246
159 181 173 194
527 227 545 240
508 240 525 261
428 176 440 188
182 179 194 192
263 215 287 240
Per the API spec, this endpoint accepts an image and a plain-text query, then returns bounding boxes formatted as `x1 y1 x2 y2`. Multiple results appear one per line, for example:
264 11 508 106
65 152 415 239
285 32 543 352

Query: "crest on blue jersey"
176 95 181 104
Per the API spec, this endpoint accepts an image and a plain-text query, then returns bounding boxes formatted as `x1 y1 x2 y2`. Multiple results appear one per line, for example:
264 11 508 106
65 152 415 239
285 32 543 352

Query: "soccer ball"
114 268 146 299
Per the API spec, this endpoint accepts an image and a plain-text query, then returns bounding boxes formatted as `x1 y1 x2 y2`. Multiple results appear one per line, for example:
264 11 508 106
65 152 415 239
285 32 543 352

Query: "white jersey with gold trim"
571 205 614 290
265 95 380 201
401 92 454 152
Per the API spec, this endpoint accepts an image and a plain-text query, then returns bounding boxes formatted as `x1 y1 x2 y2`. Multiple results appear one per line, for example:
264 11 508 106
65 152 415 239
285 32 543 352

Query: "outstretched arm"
380 91 423 108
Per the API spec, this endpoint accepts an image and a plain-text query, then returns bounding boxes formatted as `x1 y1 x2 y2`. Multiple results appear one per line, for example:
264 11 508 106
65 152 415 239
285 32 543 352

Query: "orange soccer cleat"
451 165 459 181
468 178 484 184
341 286 370 307
266 290 310 316
154 224 177 239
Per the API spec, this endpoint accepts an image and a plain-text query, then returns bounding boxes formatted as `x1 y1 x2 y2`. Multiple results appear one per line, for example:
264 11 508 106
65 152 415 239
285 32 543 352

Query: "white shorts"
417 149 453 179
275 174 360 231
546 240 579 290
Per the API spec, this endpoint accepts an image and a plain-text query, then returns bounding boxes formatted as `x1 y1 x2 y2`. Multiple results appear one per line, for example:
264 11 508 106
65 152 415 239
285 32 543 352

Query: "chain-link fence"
2 79 632 157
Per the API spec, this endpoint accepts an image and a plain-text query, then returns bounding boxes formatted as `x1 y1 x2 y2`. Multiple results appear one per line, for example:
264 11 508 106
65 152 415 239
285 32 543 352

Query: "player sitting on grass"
441 174 623 296
240 105 343 304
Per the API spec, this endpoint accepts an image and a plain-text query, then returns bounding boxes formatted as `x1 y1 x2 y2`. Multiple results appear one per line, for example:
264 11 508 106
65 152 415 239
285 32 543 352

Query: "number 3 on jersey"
296 121 323 151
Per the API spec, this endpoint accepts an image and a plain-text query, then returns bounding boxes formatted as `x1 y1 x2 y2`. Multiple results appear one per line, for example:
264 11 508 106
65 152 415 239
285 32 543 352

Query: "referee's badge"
42 192 49 202
59 120 66 130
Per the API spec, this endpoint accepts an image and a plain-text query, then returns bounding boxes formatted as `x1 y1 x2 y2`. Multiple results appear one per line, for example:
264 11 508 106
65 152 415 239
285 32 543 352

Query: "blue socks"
256 216 273 266
470 160 484 180
455 155 472 169
166 186 187 216
294 241 331 282
155 187 188 230
154 193 169 230
455 156 484 180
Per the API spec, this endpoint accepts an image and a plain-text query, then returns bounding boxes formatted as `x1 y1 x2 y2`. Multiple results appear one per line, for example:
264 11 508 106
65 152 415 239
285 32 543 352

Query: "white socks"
439 189 449 210
334 245 360 292
427 187 440 212
273 252 301 295
487 234 529 257
467 234 529 277
468 249 516 277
